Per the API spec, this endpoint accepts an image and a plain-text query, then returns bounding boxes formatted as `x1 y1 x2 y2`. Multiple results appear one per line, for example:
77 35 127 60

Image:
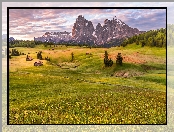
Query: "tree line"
121 28 166 48
9 40 36 48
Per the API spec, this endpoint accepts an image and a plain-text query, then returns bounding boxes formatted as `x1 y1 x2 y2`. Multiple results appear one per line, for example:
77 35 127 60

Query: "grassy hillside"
9 44 166 124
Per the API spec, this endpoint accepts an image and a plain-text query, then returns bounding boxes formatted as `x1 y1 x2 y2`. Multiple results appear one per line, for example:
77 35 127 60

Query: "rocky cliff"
72 15 145 47
72 15 96 44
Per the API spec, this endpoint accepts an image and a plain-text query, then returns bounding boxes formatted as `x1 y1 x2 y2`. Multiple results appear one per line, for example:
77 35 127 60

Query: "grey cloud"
33 25 43 28
44 27 52 29
120 9 166 31
49 22 58 26
8 8 166 40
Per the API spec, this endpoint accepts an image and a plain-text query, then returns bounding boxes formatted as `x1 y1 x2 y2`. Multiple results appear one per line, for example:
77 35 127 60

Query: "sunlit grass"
9 44 166 124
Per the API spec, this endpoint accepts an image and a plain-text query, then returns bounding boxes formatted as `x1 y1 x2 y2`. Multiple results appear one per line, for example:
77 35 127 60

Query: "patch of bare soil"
122 52 147 64
101 52 147 64
56 62 80 69
113 70 144 78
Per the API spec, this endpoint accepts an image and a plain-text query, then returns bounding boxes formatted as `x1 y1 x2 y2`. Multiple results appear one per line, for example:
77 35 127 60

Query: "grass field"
9 44 166 124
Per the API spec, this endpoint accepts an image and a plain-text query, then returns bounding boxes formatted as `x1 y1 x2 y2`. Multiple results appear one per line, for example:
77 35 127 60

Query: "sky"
2 2 174 40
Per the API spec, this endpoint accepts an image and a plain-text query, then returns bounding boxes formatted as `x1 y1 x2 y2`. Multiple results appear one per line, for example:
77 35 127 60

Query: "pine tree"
116 53 123 66
104 51 113 67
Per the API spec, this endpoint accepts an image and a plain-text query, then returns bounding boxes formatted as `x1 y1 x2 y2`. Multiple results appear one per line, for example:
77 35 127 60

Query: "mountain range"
71 15 145 47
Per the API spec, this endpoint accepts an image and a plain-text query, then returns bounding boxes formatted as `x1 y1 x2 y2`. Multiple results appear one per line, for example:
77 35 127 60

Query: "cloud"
123 9 166 31
2 2 170 40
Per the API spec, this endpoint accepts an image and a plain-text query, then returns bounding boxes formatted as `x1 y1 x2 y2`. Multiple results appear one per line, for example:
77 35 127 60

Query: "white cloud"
2 2 172 40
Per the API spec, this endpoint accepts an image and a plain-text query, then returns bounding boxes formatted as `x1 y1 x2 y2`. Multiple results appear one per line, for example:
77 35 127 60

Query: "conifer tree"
71 52 74 62
116 53 123 66
104 51 113 67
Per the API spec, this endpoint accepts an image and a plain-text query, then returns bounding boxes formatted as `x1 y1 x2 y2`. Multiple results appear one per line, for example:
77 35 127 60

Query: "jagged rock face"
71 15 145 46
72 15 95 44
95 17 144 45
95 23 104 44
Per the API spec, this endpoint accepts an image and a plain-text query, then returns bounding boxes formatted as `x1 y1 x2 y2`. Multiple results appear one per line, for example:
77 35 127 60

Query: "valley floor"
8 44 166 124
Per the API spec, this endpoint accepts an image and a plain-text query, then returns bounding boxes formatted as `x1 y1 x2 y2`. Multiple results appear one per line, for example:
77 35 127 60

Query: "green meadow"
9 44 166 124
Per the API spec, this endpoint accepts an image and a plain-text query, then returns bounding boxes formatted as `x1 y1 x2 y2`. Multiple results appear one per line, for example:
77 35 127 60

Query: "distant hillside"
121 28 166 48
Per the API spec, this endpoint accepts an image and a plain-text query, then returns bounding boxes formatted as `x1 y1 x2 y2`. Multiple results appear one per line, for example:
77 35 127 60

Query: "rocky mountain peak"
72 15 145 46
72 15 95 44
